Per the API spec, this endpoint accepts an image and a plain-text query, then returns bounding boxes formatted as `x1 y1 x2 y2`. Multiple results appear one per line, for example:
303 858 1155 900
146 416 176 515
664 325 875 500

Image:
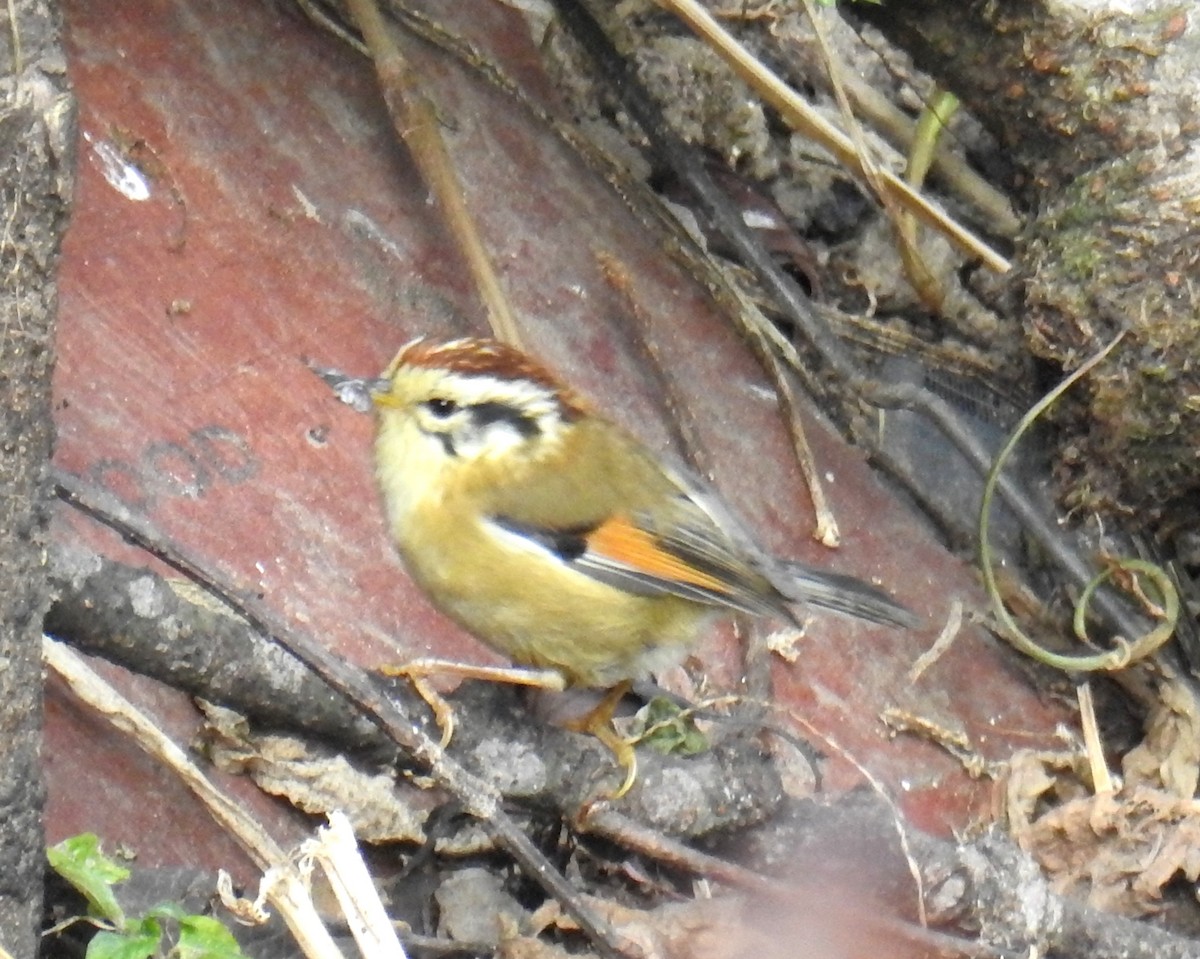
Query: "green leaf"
633 697 708 756
145 901 188 922
85 917 162 959
175 915 249 959
48 833 131 926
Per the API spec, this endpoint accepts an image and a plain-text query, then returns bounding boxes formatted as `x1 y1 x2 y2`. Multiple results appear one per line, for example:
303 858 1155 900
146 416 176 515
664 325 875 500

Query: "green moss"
1056 232 1104 282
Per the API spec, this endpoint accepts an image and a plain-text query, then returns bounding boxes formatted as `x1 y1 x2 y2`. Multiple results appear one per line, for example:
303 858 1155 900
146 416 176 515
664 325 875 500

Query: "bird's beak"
368 379 399 409
307 361 390 414
371 339 423 409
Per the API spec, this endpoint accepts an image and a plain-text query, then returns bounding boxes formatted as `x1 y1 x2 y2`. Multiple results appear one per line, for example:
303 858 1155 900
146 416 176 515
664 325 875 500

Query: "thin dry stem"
583 808 775 891
895 90 959 310
657 0 1010 273
837 75 1020 237
798 0 940 310
761 345 839 546
305 812 409 958
1077 683 1114 795
6 0 22 81
783 708 929 926
344 0 523 346
42 637 344 959
594 250 715 478
907 599 964 683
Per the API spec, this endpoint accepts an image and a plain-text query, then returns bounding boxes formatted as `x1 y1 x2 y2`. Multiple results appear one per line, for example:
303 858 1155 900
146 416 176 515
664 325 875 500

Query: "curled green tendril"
979 330 1179 672
1073 558 1179 666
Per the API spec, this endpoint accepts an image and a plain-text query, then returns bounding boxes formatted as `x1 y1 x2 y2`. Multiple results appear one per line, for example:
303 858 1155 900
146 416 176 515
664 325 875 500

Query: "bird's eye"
423 397 458 418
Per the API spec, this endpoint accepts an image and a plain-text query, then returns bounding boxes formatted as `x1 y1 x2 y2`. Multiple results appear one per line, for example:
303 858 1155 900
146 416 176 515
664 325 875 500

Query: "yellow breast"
390 489 710 687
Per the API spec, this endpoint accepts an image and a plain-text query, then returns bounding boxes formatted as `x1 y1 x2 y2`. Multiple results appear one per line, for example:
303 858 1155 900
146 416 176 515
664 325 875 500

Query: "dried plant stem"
594 250 715 477
836 75 1020 237
761 346 839 546
6 0 22 79
1076 683 1114 795
906 599 964 684
798 0 938 310
344 0 523 347
783 708 928 927
897 89 960 309
43 637 344 959
657 0 1010 273
583 808 774 891
305 812 409 958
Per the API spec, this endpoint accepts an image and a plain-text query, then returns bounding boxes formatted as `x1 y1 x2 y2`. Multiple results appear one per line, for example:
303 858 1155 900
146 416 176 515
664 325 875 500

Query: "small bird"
370 337 914 793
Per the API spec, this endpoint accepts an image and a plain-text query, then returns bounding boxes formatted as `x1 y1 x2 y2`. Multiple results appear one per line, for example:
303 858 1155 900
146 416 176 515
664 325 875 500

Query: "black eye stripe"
470 401 542 439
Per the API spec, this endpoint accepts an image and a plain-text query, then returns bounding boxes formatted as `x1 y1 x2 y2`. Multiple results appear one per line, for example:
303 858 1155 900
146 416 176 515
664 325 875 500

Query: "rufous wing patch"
584 514 729 595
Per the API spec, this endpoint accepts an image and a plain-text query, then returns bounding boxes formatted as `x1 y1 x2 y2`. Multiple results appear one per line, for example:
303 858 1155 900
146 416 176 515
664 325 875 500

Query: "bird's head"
372 338 589 489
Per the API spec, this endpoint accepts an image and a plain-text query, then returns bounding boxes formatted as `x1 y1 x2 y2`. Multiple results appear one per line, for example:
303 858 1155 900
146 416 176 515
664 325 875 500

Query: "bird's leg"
562 679 637 799
385 662 637 797
380 659 566 747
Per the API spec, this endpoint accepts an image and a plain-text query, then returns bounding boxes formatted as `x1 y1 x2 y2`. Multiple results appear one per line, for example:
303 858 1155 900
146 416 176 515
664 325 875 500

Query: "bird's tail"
776 560 918 629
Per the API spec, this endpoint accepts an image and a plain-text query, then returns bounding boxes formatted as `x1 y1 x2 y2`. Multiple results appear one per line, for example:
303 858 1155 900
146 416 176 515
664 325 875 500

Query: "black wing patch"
491 516 591 561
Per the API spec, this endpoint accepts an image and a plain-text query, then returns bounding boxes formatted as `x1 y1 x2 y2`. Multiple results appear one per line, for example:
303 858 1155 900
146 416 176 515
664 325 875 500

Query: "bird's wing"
490 498 794 621
484 434 915 629
660 463 918 628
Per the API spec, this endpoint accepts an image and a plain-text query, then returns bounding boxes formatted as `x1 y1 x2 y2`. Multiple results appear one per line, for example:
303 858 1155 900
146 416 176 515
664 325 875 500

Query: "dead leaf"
1022 786 1200 915
1121 670 1200 798
1002 748 1090 838
200 704 431 845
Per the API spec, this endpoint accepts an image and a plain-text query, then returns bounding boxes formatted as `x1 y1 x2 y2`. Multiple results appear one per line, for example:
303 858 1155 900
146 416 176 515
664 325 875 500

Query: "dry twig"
343 0 523 346
657 0 1010 273
43 637 344 959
